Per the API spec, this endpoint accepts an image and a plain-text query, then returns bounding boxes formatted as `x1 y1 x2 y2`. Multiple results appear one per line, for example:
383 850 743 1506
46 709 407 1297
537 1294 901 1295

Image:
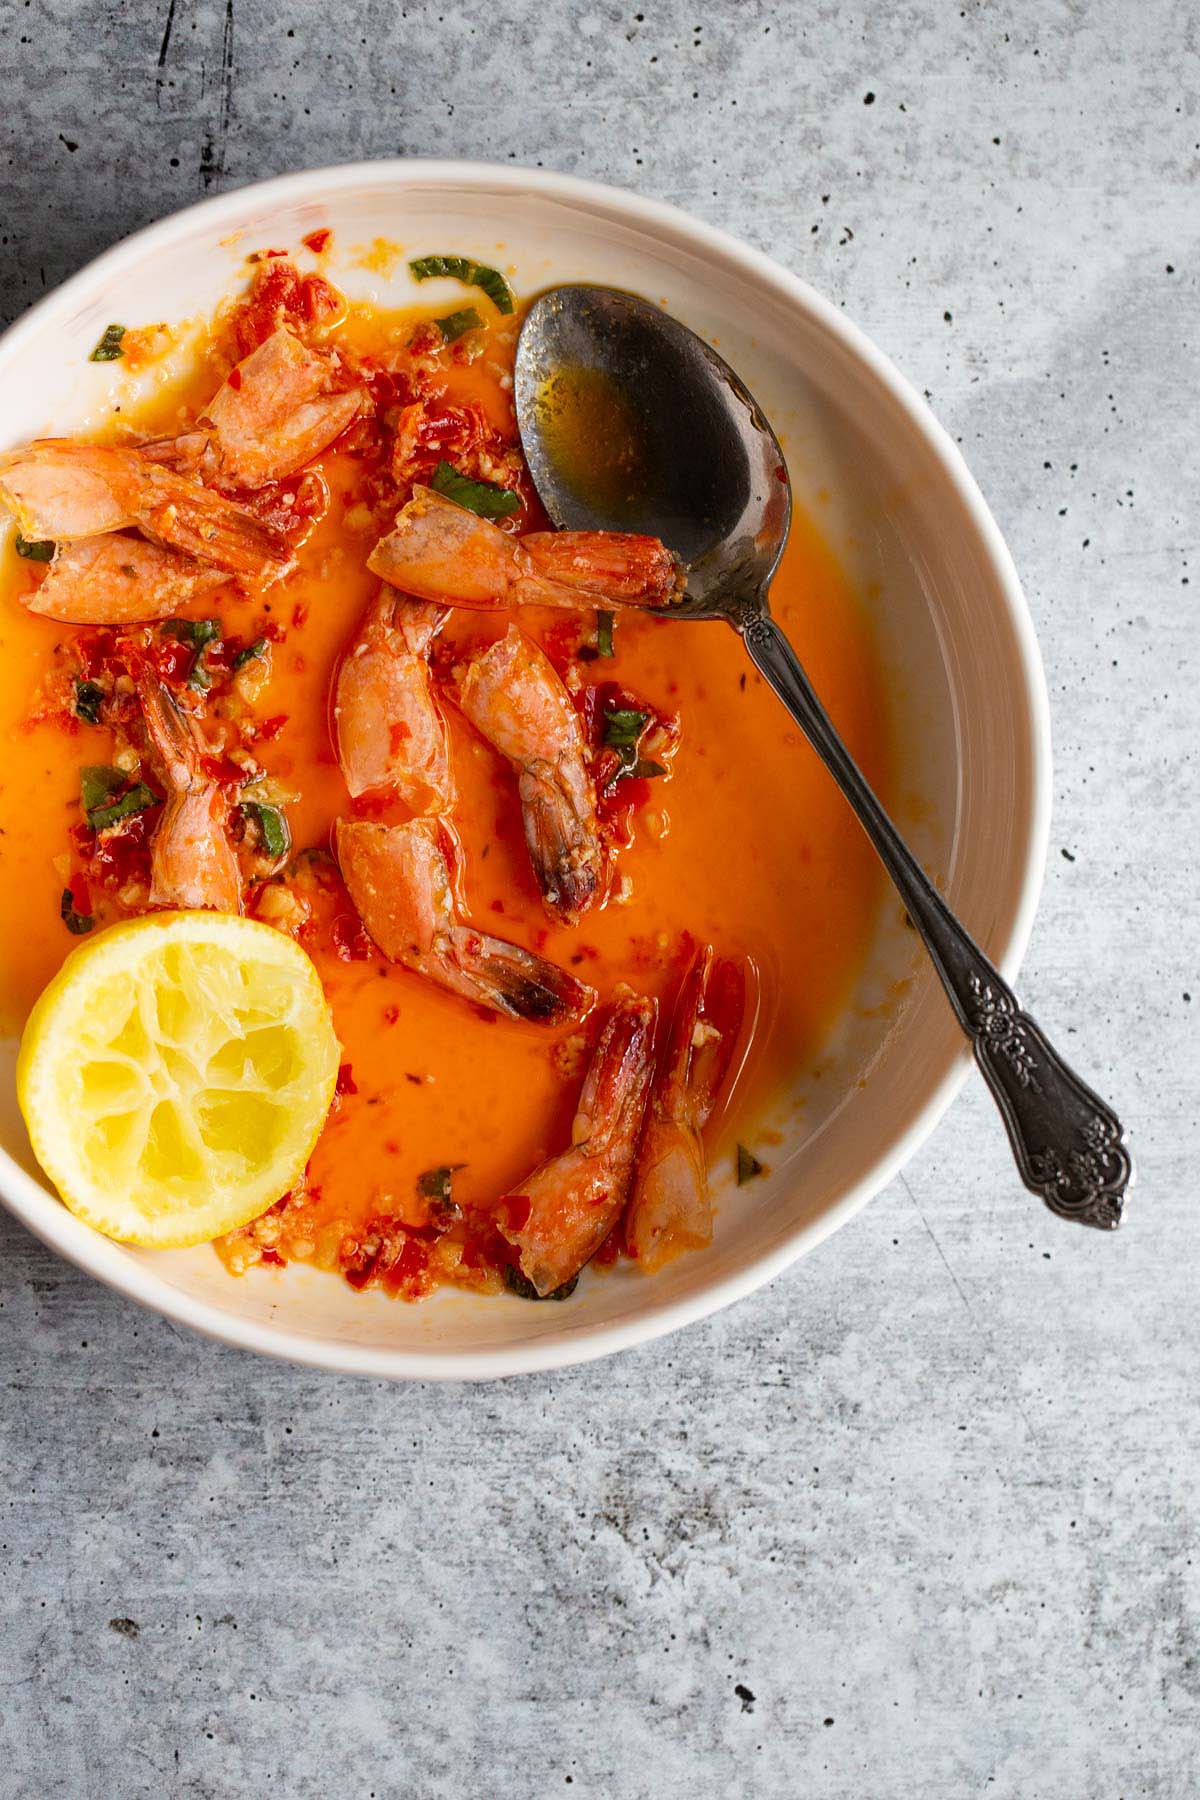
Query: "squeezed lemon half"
17 911 339 1247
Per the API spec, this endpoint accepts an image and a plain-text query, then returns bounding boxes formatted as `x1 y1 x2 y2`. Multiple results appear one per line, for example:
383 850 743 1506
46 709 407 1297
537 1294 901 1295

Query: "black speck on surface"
863 91 875 104
734 1682 755 1712
1061 848 1076 862
108 1618 139 1640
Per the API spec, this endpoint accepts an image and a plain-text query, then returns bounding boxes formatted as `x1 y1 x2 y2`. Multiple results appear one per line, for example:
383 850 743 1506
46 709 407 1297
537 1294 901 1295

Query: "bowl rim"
0 157 1052 1381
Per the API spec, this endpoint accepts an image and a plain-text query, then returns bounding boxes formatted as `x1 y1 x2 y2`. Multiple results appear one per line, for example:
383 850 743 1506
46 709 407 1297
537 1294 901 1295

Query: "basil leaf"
73 680 104 725
241 801 290 862
503 1264 579 1302
231 636 268 671
436 306 485 344
596 610 615 658
161 618 220 649
408 255 515 315
417 1165 454 1204
15 533 55 561
602 707 649 749
736 1144 765 1186
88 782 159 832
89 323 126 363
430 461 521 520
628 758 667 780
80 765 125 815
60 888 93 935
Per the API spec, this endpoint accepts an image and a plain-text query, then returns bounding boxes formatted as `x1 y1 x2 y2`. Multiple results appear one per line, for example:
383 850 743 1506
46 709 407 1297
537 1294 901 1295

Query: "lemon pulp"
17 911 339 1247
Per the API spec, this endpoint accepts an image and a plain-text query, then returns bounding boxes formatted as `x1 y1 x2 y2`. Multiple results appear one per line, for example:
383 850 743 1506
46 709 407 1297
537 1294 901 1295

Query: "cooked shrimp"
22 534 229 624
146 328 362 489
625 943 724 1272
0 441 290 578
335 817 594 1026
497 993 657 1295
457 625 601 922
137 670 242 913
368 486 680 611
332 588 452 811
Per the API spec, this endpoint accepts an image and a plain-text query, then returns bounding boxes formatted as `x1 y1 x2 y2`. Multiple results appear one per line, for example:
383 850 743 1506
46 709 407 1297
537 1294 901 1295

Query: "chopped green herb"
504 1264 580 1302
408 255 515 314
80 765 125 815
89 323 126 363
60 888 93 935
596 610 615 658
231 636 268 671
736 1144 765 1185
436 306 485 344
161 618 221 649
73 680 104 725
416 1164 462 1205
79 763 157 834
15 533 55 562
87 780 159 833
602 707 650 749
628 757 667 780
240 801 290 862
430 460 521 520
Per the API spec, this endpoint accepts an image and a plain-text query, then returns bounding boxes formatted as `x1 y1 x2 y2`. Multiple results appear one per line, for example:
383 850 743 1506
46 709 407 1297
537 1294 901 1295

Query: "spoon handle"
741 612 1132 1229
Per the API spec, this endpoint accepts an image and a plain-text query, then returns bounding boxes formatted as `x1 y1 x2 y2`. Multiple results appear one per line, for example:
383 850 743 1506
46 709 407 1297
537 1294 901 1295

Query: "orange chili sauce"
0 285 889 1295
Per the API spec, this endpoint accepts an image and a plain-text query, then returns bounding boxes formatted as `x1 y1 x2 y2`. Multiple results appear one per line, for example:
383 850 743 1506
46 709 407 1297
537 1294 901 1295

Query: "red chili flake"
384 1236 432 1297
79 807 157 893
291 601 310 630
227 366 243 391
200 753 246 788
489 898 505 914
383 1005 401 1025
257 714 288 741
335 1063 358 1097
331 906 375 963
302 228 333 254
263 248 289 259
387 720 413 752
259 1249 285 1267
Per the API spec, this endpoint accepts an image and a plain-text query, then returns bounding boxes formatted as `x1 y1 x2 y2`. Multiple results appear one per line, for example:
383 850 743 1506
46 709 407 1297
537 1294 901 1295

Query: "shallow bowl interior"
0 162 1049 1378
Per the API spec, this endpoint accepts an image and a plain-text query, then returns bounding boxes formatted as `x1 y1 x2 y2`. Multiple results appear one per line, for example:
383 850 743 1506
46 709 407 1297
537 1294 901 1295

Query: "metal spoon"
515 284 1132 1229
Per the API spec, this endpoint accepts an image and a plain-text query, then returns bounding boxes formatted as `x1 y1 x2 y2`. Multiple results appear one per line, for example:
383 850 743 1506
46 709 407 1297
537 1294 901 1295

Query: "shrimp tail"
518 759 601 923
136 667 203 794
626 942 742 1272
572 993 658 1155
447 926 595 1026
499 993 658 1294
520 530 682 607
138 468 290 576
335 818 594 1026
135 668 242 914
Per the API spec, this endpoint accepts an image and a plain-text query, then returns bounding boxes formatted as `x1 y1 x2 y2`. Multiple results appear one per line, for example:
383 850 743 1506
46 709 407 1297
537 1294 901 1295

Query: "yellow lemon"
16 911 339 1247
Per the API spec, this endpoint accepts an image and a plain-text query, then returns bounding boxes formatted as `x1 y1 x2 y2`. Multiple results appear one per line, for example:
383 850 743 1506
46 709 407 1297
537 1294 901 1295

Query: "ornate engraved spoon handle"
742 611 1132 1228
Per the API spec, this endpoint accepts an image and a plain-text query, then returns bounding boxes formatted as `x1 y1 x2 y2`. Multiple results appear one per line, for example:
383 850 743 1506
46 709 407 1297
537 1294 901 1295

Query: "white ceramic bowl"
0 161 1050 1379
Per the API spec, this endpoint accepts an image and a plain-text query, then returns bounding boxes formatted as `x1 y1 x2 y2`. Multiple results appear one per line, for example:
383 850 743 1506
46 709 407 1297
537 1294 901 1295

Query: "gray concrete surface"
1 2 1196 1795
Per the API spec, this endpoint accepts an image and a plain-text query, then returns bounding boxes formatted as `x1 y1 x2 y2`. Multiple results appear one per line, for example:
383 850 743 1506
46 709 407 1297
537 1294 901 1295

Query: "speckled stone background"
0 2 1196 1795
